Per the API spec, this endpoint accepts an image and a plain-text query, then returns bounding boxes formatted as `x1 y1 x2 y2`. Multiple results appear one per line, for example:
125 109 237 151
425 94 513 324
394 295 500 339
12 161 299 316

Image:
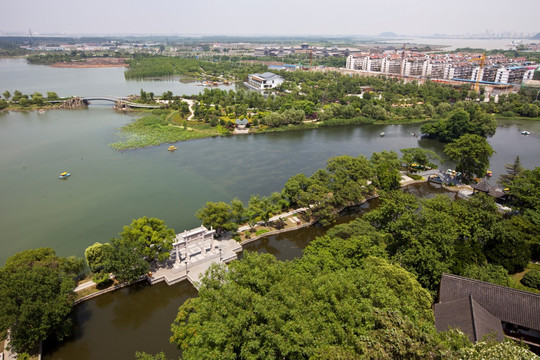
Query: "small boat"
167 145 178 151
486 170 492 177
428 174 443 184
59 172 71 179
521 130 530 135
380 132 385 137
38 109 46 114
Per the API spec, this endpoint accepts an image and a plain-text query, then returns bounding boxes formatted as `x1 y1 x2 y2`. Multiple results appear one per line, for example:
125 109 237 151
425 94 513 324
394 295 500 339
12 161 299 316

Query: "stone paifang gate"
148 225 242 288
172 226 217 267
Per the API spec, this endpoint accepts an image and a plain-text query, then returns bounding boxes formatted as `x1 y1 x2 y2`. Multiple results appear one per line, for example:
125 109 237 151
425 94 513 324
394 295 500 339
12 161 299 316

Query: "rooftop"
439 274 540 331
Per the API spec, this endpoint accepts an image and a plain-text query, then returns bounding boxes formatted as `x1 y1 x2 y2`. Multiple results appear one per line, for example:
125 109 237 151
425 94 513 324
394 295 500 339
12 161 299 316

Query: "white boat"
380 132 385 137
521 130 530 135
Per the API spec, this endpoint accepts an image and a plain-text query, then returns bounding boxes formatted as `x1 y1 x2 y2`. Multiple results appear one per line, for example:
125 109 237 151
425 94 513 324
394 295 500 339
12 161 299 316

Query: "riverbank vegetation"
163 159 540 358
169 191 539 359
196 151 539 293
0 90 61 110
109 110 226 150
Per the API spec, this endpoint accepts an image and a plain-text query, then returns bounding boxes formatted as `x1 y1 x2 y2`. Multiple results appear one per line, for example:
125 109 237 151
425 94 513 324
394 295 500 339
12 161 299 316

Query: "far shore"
50 63 129 68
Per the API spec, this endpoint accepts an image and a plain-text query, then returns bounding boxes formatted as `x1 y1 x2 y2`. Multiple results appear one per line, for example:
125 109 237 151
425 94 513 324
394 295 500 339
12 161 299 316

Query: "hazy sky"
2 0 539 36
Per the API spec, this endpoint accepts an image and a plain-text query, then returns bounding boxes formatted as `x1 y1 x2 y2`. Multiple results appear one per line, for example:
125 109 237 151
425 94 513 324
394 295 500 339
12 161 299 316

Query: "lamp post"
219 248 222 261
185 261 188 275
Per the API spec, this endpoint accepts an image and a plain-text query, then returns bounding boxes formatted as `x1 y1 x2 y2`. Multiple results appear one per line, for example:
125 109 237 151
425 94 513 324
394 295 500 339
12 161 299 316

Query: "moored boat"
428 174 443 184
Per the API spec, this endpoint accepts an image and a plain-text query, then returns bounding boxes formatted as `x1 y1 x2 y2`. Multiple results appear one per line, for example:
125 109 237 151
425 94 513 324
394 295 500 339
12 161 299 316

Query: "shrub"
93 272 113 289
521 270 540 290
255 229 270 236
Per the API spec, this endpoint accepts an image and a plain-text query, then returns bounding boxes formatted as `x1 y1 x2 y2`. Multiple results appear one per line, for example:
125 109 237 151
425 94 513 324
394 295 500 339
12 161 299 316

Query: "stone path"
182 98 195 120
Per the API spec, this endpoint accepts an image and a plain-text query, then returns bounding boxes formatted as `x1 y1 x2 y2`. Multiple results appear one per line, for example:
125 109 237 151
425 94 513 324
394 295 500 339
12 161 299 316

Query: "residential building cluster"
346 51 538 85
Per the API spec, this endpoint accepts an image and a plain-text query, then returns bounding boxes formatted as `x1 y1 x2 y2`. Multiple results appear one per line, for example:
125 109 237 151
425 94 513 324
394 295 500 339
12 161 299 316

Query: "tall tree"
0 248 77 354
105 238 149 283
498 156 523 188
444 134 494 180
196 201 235 231
118 217 175 262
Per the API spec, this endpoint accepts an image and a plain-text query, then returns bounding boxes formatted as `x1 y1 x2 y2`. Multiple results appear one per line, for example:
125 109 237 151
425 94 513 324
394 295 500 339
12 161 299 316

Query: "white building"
246 72 284 90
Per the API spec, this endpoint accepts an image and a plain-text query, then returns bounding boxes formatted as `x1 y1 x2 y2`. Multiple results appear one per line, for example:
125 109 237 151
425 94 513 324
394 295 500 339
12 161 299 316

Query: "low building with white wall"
246 72 284 90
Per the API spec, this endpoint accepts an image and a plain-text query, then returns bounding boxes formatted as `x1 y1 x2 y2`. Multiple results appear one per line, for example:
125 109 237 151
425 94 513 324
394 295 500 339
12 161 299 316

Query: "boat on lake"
380 132 385 137
521 130 530 135
59 172 71 179
168 145 178 151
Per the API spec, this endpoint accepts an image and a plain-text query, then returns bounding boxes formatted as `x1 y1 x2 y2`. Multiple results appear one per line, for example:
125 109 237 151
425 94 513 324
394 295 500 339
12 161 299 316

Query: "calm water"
43 281 198 359
0 58 234 98
1 58 538 359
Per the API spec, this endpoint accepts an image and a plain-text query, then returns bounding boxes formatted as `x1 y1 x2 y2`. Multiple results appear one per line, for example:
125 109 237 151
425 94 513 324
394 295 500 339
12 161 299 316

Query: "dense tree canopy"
171 251 455 360
444 134 494 180
0 248 78 354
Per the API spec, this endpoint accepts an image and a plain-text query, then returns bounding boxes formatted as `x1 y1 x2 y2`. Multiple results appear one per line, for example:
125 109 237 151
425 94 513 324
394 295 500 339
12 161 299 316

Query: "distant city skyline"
2 0 539 37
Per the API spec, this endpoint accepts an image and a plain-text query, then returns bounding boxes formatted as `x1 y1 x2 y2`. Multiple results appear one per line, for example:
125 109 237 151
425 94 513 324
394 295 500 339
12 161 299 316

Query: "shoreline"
50 63 129 68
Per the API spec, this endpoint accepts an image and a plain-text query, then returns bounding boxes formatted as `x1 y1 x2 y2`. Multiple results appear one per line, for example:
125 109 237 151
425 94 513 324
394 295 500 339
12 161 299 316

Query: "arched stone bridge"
80 96 162 109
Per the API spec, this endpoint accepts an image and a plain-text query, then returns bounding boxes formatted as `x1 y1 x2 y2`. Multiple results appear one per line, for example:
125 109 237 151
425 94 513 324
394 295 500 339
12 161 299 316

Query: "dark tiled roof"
439 274 540 331
471 180 492 192
434 294 505 342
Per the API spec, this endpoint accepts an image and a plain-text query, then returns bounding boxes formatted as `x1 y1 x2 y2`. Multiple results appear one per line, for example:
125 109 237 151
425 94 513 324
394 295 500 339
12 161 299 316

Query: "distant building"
246 72 284 90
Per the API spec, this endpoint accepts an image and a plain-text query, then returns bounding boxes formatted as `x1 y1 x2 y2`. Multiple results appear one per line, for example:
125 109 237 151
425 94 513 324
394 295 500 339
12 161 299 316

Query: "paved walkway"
182 98 195 120
237 207 308 232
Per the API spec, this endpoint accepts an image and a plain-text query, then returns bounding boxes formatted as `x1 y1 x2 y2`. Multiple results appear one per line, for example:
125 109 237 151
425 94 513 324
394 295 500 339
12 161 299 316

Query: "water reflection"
43 282 197 359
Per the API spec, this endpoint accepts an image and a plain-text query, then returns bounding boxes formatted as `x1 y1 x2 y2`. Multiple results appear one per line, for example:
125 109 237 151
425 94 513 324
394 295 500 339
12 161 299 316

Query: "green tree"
498 155 523 188
484 221 530 273
506 167 540 212
521 270 540 290
196 201 235 231
400 147 441 169
0 249 76 354
118 217 175 262
3 90 11 101
84 242 112 272
46 91 58 100
444 134 494 180
281 173 312 207
171 253 441 360
105 237 149 283
460 263 513 287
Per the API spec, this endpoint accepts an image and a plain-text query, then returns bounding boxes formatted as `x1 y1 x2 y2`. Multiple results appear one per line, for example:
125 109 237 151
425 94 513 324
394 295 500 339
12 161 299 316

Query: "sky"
2 0 539 37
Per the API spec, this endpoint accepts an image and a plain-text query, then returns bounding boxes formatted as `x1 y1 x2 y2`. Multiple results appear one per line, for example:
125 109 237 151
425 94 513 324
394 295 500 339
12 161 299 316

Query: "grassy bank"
110 110 225 150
